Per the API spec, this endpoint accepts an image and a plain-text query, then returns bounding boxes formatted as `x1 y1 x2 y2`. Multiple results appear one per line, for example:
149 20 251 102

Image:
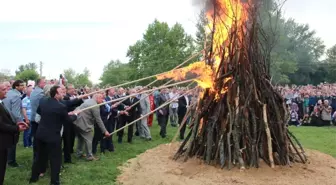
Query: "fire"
156 0 248 95
207 0 249 71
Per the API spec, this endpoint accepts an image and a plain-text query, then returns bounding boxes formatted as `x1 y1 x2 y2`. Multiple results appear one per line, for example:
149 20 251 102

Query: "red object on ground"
148 95 155 127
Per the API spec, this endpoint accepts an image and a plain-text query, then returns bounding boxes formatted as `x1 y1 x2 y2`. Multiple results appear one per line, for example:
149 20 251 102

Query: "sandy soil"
117 143 336 185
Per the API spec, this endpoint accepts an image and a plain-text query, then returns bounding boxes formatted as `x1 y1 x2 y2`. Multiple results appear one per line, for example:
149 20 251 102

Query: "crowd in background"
277 83 336 127
0 78 198 185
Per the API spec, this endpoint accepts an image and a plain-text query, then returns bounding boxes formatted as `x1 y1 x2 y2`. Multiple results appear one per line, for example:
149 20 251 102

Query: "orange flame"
156 0 248 95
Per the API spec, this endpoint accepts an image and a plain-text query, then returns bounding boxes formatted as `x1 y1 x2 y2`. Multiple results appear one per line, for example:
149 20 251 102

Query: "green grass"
4 125 336 185
5 122 178 185
289 126 336 157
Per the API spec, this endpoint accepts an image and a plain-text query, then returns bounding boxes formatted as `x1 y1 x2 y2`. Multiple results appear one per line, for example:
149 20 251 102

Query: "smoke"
192 0 214 12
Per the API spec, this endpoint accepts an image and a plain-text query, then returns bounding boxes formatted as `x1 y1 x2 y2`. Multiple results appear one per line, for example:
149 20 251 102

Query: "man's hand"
159 110 163 115
17 121 28 131
104 131 110 138
120 111 129 116
25 119 30 125
112 103 118 108
77 94 90 99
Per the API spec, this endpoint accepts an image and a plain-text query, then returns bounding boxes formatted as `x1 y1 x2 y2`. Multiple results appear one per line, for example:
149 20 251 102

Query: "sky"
0 0 334 83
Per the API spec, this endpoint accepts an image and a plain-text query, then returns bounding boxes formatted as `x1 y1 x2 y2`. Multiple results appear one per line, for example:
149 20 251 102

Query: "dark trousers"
7 144 17 165
101 118 115 151
92 126 103 154
158 115 169 138
31 121 39 161
31 139 62 185
116 117 135 142
0 149 8 185
179 112 187 139
62 123 76 163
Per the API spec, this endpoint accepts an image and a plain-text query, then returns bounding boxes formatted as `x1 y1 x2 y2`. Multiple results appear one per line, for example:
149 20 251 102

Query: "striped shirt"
22 96 32 121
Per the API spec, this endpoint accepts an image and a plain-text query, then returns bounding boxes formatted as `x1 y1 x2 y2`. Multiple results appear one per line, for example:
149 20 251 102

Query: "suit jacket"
139 93 151 115
35 97 77 143
3 89 23 122
73 99 107 133
105 96 124 119
123 97 141 120
178 95 189 116
0 102 19 150
157 93 169 117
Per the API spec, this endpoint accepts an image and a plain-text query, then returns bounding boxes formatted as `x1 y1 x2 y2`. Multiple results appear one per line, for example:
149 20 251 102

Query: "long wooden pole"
105 88 195 138
85 50 204 97
77 79 196 113
126 80 195 112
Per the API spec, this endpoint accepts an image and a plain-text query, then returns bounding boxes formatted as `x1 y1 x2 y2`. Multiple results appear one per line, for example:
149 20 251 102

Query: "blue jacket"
3 89 23 122
30 87 44 122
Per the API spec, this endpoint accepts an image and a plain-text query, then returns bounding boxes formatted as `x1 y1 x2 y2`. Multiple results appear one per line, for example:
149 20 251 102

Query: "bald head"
0 83 8 100
93 93 104 104
3 81 11 91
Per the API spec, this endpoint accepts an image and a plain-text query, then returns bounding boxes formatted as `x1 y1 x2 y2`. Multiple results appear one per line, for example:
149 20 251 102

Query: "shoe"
87 156 99 161
135 132 139 136
146 138 152 141
8 162 20 168
118 137 122 144
29 178 38 184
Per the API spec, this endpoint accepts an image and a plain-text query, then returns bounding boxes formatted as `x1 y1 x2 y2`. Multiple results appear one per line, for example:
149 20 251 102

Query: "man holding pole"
116 88 141 143
73 94 110 161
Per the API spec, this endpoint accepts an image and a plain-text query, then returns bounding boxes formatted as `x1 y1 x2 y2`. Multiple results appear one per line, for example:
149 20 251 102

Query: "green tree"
15 70 39 82
257 0 326 85
324 45 336 82
62 68 92 88
100 59 132 86
63 68 77 85
15 62 38 75
127 19 195 85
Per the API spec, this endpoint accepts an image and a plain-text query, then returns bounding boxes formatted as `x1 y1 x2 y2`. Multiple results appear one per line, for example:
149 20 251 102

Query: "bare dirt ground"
117 143 336 185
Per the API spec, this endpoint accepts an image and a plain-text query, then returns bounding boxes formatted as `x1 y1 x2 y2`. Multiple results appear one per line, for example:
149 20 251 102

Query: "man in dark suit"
104 89 126 150
30 85 78 185
157 88 170 138
0 83 27 185
117 88 141 143
62 84 83 163
178 89 190 140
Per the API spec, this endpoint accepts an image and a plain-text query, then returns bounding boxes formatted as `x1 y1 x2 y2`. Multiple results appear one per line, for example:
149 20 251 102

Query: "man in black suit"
117 89 141 143
62 84 83 163
157 88 170 138
0 83 27 185
178 89 190 140
30 85 78 185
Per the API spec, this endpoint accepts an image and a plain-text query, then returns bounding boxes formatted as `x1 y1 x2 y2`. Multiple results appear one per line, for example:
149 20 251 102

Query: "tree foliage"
257 0 326 85
63 68 92 88
100 59 131 86
127 19 196 85
15 70 39 82
15 62 38 75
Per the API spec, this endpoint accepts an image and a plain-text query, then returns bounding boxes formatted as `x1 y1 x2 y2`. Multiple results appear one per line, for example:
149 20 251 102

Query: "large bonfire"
159 0 307 169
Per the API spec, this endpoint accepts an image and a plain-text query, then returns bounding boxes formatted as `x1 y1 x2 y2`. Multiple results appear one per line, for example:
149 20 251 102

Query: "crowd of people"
277 83 336 127
0 78 198 185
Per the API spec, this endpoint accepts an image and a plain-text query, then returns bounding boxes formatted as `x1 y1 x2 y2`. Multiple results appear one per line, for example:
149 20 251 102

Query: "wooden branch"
105 88 195 138
77 79 196 113
86 49 206 97
263 104 274 168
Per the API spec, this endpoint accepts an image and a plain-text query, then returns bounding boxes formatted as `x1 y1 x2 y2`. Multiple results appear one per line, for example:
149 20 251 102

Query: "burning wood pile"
167 0 307 169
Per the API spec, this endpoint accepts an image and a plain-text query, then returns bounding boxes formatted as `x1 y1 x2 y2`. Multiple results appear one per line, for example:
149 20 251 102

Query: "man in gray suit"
3 80 25 167
73 93 109 161
139 88 151 140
